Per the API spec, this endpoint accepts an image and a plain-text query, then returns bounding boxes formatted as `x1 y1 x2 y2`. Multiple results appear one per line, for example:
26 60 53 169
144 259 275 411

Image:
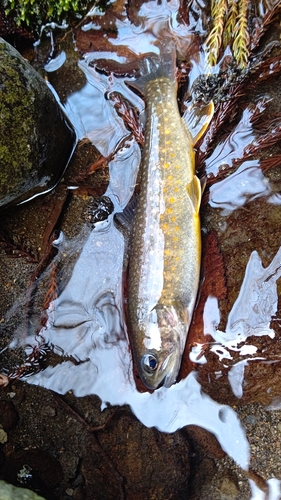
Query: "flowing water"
1 1 281 498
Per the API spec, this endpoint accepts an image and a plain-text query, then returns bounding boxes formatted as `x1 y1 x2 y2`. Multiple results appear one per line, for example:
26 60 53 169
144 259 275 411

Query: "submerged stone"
0 38 76 208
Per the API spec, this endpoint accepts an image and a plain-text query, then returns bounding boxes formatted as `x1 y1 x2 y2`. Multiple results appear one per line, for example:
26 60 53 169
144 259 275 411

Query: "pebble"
0 427 8 444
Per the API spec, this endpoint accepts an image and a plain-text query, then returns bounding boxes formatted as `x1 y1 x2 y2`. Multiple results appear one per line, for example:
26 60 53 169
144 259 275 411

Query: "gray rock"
0 479 46 500
0 38 76 208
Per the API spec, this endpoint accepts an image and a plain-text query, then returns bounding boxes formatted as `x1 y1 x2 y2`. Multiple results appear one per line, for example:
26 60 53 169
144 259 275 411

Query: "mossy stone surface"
0 479 46 500
0 37 76 208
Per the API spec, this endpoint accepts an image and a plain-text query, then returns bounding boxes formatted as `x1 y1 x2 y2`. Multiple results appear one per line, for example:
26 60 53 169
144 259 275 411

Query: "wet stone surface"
0 479 47 500
0 38 76 208
0 383 192 500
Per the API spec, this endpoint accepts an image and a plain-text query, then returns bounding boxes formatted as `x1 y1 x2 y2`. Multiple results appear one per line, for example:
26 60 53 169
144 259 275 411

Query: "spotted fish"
128 43 214 390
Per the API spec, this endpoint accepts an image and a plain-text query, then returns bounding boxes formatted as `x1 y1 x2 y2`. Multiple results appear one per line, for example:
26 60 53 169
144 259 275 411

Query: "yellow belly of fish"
143 77 201 307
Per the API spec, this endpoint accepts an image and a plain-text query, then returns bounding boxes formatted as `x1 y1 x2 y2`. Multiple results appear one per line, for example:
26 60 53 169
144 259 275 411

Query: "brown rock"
96 408 191 499
186 425 225 459
0 400 18 431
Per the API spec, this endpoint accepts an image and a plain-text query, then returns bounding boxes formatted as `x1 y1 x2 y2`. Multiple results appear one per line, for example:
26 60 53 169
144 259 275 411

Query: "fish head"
136 301 188 390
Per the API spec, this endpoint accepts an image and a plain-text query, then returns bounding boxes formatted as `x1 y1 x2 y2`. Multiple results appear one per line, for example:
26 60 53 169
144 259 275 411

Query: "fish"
127 42 214 390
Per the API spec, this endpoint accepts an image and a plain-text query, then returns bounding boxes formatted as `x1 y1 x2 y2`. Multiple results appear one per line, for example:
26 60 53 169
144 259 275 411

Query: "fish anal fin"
186 175 201 214
183 101 214 146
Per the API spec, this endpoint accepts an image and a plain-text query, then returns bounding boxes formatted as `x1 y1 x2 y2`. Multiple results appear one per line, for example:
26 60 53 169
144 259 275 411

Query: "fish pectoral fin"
200 175 207 194
182 101 214 146
186 175 201 214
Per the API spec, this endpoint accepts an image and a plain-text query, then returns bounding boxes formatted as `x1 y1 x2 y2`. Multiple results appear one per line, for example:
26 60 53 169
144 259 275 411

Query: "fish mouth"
142 373 171 390
140 365 176 390
161 352 181 388
140 368 178 390
162 371 178 388
148 354 181 389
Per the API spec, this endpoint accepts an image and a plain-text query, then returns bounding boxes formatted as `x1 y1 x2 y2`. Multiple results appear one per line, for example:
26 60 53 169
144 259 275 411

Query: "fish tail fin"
130 40 176 94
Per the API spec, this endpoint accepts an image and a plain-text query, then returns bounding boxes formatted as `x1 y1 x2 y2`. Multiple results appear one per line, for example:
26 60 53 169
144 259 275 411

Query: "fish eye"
142 354 158 373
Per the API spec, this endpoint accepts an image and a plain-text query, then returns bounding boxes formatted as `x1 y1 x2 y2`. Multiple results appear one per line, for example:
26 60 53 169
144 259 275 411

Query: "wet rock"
0 479 46 499
188 457 217 500
220 470 240 499
186 425 225 459
74 0 140 76
96 408 191 499
40 405 56 417
85 196 114 226
0 38 76 209
0 449 63 499
0 401 19 431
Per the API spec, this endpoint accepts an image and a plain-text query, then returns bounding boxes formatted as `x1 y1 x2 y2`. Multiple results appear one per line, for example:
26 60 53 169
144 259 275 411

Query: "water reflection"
200 246 281 399
2 43 252 468
203 247 281 348
209 160 271 213
64 63 133 157
2 1 281 497
17 217 250 469
205 102 267 176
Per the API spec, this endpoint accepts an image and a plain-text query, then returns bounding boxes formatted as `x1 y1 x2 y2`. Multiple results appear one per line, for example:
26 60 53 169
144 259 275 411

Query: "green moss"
3 0 110 35
0 43 35 191
0 38 76 207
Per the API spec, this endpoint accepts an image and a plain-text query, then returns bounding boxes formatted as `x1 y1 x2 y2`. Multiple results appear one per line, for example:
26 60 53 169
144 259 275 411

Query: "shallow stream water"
1 1 281 499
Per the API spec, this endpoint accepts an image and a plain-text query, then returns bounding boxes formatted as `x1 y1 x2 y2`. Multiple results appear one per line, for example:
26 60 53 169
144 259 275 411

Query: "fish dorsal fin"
186 175 201 214
183 101 214 146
